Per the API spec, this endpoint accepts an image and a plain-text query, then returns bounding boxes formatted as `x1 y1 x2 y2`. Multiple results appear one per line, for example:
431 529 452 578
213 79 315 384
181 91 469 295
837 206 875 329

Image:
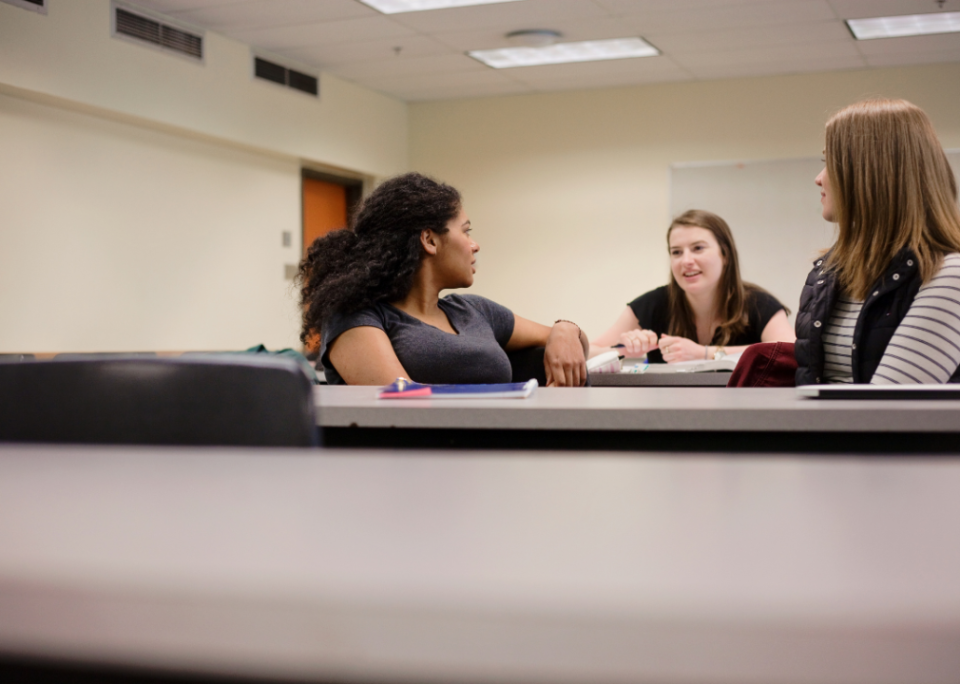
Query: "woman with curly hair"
299 172 588 386
593 209 794 363
796 98 960 384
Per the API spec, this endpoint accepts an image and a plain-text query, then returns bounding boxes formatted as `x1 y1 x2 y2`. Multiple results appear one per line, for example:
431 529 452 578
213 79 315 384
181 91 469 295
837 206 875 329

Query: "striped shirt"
822 253 960 384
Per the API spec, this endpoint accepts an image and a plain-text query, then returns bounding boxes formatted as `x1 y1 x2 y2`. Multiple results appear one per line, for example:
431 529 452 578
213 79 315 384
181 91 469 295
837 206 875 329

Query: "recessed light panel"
359 0 525 14
469 37 659 69
846 11 960 40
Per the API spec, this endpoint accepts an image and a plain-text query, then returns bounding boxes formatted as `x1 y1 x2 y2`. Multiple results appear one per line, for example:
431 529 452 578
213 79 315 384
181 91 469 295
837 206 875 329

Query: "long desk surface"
2 444 959 684
316 386 960 452
589 371 731 386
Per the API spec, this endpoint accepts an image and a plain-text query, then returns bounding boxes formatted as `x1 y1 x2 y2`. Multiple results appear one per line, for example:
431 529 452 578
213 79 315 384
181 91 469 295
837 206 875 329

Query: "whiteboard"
670 151 960 321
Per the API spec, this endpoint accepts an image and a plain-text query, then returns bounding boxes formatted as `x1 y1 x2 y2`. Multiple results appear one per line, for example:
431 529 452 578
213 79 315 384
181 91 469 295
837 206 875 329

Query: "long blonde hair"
824 98 960 299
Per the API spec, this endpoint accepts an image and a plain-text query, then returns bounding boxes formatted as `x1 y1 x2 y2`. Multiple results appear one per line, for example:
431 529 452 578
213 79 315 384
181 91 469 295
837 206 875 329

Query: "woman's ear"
421 229 439 256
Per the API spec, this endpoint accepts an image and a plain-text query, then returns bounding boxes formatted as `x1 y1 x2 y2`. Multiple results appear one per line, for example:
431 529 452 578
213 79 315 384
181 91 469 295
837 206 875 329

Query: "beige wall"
0 0 408 353
409 63 960 338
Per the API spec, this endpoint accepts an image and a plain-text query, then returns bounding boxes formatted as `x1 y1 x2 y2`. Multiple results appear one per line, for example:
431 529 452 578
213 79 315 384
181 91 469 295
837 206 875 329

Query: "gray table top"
315 386 960 432
589 371 731 386
1 444 959 684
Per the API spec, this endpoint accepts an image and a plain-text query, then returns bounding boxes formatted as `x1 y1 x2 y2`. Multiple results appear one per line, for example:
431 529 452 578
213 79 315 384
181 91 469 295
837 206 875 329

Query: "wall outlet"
282 231 292 247
284 264 298 280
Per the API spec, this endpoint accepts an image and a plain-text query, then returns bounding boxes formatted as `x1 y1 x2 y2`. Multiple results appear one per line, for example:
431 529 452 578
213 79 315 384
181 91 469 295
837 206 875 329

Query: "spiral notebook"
378 377 538 399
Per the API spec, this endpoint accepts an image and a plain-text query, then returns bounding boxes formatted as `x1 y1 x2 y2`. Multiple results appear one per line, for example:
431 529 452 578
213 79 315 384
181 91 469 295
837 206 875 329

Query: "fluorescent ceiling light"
358 0 525 14
469 37 659 69
846 11 960 40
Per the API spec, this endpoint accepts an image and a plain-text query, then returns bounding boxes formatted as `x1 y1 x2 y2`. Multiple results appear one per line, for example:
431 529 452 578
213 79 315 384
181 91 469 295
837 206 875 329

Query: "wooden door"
302 177 348 255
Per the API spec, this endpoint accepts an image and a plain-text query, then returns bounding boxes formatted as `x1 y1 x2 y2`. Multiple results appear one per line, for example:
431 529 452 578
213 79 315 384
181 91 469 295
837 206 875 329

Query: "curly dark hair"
297 172 462 343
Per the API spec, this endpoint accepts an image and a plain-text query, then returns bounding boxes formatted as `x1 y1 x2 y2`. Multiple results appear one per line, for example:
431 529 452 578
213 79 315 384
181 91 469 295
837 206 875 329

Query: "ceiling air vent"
113 4 203 60
1 0 47 13
254 57 319 97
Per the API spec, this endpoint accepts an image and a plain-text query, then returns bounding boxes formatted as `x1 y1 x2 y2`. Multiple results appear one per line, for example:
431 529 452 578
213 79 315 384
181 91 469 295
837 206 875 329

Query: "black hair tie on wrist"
554 319 582 339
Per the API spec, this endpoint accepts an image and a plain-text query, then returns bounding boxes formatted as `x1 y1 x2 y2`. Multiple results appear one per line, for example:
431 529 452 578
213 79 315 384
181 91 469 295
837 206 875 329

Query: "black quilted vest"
793 248 960 384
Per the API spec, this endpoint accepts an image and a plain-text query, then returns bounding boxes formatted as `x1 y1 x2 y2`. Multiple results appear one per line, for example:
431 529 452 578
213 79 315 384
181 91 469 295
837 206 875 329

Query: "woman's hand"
658 334 706 363
545 321 587 387
619 328 659 357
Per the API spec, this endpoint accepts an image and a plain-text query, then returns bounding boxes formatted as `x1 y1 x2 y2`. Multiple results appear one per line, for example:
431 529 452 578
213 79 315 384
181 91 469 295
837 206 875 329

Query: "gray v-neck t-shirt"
320 294 515 385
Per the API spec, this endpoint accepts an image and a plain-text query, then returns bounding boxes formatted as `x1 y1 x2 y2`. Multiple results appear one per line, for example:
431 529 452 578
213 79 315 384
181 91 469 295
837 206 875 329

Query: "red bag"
726 342 797 387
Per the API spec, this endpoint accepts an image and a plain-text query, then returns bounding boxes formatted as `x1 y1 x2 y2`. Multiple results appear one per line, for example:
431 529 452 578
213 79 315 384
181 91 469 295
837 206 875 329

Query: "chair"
53 352 157 359
0 356 318 447
508 346 548 385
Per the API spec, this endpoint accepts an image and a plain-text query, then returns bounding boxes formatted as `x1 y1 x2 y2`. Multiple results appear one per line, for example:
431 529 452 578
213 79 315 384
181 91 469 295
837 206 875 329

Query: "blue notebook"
378 377 538 399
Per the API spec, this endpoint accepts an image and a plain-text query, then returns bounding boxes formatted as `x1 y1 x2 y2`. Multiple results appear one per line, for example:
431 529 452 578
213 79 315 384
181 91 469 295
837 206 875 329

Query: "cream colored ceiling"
133 0 960 101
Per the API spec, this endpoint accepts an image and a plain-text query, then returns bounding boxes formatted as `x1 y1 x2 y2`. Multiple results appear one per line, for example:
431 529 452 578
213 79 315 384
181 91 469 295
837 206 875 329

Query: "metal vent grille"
115 7 203 60
288 70 319 96
254 57 319 97
1 0 47 13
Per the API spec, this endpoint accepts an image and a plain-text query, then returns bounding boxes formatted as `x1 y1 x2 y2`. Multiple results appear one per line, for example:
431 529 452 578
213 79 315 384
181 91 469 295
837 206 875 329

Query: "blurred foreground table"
1 444 959 683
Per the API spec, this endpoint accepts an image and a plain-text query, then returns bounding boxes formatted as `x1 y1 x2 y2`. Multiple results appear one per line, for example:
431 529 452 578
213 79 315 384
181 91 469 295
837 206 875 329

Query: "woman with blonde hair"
796 98 960 384
593 209 794 363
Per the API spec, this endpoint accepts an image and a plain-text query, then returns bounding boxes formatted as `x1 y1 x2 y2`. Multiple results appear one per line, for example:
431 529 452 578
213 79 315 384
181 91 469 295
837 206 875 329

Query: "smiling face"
815 165 837 223
668 225 726 297
434 207 478 289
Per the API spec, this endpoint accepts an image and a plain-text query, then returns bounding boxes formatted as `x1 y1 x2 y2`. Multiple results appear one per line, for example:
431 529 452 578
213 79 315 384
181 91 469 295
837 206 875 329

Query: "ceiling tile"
687 54 866 80
283 35 451 67
672 40 862 70
386 0 607 32
433 16 656 51
525 69 696 93
146 0 375 29
134 0 257 12
595 0 761 13
612 0 838 34
865 51 960 68
227 15 414 51
649 20 852 54
360 67 521 91
852 33 960 56
826 0 955 20
505 54 693 85
328 53 487 80
106 0 960 101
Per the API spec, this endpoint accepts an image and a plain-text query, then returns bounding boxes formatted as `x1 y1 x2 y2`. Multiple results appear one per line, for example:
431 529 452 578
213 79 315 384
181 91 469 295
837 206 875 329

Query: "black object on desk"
0 356 318 447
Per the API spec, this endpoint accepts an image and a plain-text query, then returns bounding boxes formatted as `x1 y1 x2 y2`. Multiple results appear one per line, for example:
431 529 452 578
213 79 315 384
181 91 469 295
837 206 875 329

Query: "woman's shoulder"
744 285 788 321
324 302 394 338
745 285 783 306
628 285 670 309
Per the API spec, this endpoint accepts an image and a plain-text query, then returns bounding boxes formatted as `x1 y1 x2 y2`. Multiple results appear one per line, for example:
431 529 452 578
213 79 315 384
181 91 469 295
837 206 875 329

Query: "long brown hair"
666 209 775 346
824 98 960 299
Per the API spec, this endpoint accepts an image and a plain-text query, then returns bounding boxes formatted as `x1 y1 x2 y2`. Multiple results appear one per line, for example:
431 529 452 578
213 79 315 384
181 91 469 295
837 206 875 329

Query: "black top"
320 294 516 385
627 286 786 363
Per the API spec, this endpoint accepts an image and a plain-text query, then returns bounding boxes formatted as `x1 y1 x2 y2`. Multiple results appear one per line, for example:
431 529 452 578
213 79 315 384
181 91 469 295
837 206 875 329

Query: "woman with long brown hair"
593 209 794 363
796 98 960 384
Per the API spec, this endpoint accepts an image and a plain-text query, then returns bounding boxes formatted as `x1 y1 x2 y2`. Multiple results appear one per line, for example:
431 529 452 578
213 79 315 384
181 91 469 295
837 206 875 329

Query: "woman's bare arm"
327 326 410 385
508 315 588 387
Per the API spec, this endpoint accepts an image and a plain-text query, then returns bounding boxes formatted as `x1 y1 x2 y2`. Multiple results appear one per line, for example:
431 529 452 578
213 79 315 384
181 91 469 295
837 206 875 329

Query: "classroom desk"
589 371 730 386
316 386 960 452
1 444 959 684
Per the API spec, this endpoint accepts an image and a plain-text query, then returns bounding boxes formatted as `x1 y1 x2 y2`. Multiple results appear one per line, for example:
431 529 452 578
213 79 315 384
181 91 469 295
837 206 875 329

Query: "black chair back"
0 356 318 447
508 346 547 385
